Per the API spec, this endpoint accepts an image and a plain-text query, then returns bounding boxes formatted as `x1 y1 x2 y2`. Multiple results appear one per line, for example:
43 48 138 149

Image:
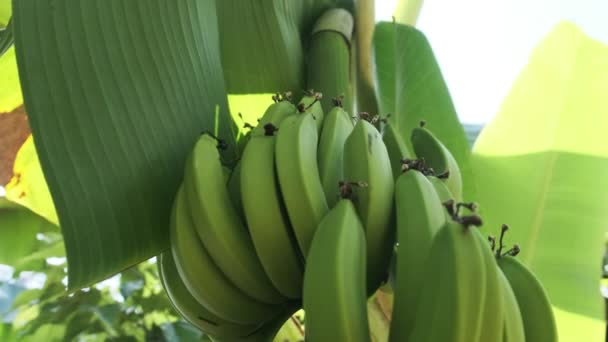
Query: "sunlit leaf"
0 1 10 26
4 136 57 225
13 0 235 290
373 22 475 199
0 47 23 113
393 0 424 26
472 22 608 341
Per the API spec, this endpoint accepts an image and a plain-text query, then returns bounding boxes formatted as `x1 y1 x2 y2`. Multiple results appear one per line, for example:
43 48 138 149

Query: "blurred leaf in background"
473 21 608 342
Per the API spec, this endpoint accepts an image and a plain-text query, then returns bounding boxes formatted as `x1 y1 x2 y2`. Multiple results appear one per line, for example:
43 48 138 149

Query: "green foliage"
1 257 203 342
12 0 235 290
472 22 608 341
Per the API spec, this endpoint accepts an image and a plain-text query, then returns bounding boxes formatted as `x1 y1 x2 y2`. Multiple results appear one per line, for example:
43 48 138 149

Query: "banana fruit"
303 198 370 342
169 186 280 325
297 91 324 132
498 255 558 342
344 119 395 293
158 252 262 339
498 268 526 342
183 134 285 305
382 121 413 180
317 103 354 207
389 169 446 341
275 113 329 258
411 123 463 201
406 220 486 342
240 130 303 299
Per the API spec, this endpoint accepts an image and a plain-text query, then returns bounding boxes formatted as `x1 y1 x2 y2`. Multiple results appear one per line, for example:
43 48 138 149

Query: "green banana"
298 91 324 132
210 304 299 342
303 199 370 342
169 187 279 325
183 134 285 305
406 220 486 342
158 252 263 339
427 175 454 203
306 8 354 114
382 121 413 180
227 160 245 223
317 105 354 207
411 124 463 201
253 99 297 136
275 113 329 258
389 169 446 342
497 255 558 342
240 132 304 299
473 229 505 342
498 268 526 342
344 119 395 292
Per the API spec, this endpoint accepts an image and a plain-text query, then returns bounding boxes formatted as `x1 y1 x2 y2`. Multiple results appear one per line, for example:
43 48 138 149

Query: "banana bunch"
157 7 557 342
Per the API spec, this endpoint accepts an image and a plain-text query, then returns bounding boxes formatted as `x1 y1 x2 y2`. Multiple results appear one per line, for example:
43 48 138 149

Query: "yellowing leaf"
5 136 58 226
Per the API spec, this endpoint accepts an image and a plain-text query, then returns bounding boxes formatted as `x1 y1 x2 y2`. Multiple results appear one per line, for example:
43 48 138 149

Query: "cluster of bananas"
158 89 557 342
157 6 557 342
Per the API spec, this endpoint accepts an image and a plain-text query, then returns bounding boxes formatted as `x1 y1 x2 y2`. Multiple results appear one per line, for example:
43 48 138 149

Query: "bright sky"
376 0 608 124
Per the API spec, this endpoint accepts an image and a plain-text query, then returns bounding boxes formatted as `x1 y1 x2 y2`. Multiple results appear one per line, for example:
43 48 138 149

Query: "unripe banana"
411 125 463 201
303 199 370 342
497 255 558 342
183 134 285 304
473 229 505 342
498 268 526 342
170 187 279 325
240 131 304 299
158 252 262 339
389 169 446 342
382 121 413 180
306 8 354 114
275 113 329 258
227 160 245 223
344 119 395 292
429 177 505 341
210 304 299 342
317 105 354 207
406 221 486 342
298 92 324 132
254 100 297 136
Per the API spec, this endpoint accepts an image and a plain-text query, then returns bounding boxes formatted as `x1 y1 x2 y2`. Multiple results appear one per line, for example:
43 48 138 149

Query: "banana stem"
354 0 379 114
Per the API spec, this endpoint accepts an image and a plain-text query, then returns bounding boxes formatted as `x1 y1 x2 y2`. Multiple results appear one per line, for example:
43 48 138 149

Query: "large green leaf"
373 22 475 199
13 0 234 290
472 22 608 342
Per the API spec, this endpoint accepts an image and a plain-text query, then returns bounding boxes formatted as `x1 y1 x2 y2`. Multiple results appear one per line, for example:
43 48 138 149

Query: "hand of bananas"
158 8 558 342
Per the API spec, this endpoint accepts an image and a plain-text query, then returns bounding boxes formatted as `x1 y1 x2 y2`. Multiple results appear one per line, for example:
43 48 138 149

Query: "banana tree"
1 0 607 341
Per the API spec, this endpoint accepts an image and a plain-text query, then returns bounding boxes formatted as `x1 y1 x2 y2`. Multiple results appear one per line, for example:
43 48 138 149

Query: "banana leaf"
13 0 234 290
373 22 475 200
472 22 608 342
